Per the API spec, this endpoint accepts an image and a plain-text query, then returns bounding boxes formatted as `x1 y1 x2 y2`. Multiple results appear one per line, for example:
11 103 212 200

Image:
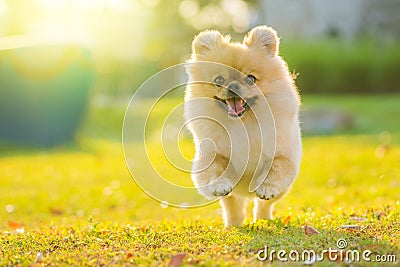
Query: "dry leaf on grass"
168 253 186 267
340 225 360 230
349 216 367 221
8 221 24 229
283 216 291 225
49 207 64 216
304 225 320 236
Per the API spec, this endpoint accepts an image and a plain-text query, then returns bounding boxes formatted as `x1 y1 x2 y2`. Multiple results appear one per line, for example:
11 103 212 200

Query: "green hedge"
94 39 400 96
280 39 400 94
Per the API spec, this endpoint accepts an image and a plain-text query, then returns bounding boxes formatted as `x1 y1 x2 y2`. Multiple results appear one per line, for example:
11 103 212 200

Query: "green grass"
0 95 399 266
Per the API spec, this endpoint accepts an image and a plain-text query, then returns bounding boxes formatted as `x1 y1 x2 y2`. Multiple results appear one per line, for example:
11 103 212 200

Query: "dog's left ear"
244 26 279 56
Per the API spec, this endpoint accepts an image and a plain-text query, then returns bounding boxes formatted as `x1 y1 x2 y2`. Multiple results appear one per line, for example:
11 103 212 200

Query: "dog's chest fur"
201 110 274 193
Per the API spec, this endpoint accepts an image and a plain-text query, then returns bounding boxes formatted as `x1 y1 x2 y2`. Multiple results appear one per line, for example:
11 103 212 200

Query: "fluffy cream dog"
184 26 301 227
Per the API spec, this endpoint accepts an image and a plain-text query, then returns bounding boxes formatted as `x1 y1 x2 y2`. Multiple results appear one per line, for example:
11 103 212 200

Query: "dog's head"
186 26 285 118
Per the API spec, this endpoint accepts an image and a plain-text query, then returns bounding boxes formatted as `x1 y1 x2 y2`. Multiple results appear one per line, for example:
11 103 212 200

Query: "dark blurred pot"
0 44 94 146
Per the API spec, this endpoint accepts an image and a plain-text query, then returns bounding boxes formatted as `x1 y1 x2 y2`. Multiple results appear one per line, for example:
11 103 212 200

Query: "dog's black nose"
227 82 241 94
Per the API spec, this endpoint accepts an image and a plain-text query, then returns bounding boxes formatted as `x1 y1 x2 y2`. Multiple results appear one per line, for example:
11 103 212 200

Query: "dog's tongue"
226 98 245 116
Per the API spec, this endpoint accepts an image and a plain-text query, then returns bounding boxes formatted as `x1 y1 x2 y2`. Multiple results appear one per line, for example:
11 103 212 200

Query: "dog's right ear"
192 30 226 56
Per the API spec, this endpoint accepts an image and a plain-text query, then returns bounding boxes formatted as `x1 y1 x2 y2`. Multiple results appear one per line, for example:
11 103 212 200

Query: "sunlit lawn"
0 95 399 266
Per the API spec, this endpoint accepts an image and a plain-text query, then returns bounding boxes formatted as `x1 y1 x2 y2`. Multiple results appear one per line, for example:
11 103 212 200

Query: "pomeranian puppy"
184 26 301 227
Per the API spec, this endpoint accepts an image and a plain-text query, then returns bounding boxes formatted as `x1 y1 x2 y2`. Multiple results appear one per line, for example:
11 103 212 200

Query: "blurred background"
0 0 399 224
1 0 400 145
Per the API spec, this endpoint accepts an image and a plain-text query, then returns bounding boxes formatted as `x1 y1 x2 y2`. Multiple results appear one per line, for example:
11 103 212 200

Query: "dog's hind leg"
253 198 274 221
220 194 249 227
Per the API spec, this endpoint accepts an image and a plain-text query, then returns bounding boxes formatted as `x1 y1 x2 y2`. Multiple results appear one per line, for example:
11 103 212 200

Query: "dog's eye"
245 75 257 85
214 76 225 87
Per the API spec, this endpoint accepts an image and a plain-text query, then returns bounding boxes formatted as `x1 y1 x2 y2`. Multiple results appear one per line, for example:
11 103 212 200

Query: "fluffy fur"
184 26 302 227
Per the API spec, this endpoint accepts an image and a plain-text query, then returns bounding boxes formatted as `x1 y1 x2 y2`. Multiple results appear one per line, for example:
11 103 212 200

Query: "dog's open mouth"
214 96 249 118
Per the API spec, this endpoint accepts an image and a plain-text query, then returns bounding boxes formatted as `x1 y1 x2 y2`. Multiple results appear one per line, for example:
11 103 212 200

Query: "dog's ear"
192 30 226 56
244 26 279 56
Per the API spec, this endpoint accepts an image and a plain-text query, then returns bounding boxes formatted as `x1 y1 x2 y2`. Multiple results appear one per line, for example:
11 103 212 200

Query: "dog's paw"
211 181 232 197
199 178 233 199
255 184 281 200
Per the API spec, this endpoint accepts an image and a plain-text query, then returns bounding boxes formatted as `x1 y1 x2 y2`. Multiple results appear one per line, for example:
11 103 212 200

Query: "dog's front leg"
255 155 297 201
191 151 235 200
253 155 297 221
